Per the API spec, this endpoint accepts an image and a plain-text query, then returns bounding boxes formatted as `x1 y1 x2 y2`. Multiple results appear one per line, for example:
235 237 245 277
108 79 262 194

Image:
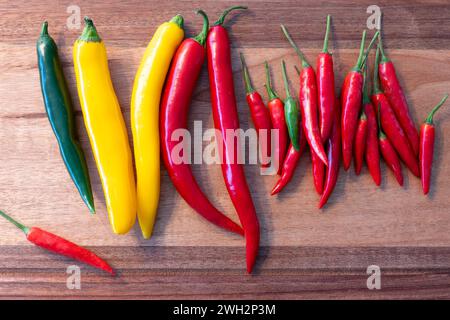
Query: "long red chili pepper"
377 103 404 186
317 14 335 142
378 35 419 156
281 25 328 167
354 111 368 175
372 46 419 177
0 210 114 275
160 10 244 236
264 61 288 174
206 6 259 273
319 97 341 208
341 30 379 170
420 94 448 194
240 53 272 167
363 66 381 186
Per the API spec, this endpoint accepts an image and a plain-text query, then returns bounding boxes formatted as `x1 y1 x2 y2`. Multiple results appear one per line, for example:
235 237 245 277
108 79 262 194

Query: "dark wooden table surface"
1 0 450 299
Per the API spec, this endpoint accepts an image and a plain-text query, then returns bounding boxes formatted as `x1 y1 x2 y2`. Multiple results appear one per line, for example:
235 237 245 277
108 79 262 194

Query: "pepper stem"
170 14 184 29
360 31 380 69
378 33 389 63
79 17 101 42
322 15 332 54
0 210 29 235
372 44 382 95
280 24 310 68
40 21 49 37
362 64 370 104
193 10 209 46
264 61 278 101
281 60 292 98
425 94 448 124
214 6 247 26
354 30 367 70
240 53 254 94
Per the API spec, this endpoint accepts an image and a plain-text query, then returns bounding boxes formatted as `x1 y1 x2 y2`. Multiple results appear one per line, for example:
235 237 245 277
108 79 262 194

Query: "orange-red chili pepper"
420 94 448 194
354 110 368 175
0 210 114 275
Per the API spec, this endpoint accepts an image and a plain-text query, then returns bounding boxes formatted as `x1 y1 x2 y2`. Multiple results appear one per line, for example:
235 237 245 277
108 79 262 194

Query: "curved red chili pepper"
420 95 448 194
206 6 259 273
319 98 341 208
240 53 272 167
160 11 244 236
316 15 335 142
373 46 419 177
378 35 419 156
281 25 328 167
264 61 288 175
311 151 325 194
354 111 368 175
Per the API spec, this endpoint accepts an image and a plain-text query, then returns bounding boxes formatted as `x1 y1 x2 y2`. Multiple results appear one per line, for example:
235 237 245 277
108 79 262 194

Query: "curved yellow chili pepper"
131 15 184 239
73 17 137 234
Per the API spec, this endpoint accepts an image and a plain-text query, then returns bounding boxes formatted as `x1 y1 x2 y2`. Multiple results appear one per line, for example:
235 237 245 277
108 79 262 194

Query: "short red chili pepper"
362 66 381 186
316 14 336 142
240 53 272 167
341 30 379 170
354 111 368 175
206 6 259 273
378 35 419 156
372 46 419 177
0 210 114 275
264 61 288 175
160 10 244 236
377 103 404 186
281 24 328 166
319 97 341 208
420 94 448 194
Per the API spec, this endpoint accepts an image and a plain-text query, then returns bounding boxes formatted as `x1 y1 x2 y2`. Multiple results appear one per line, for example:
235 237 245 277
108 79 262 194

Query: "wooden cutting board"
1 0 450 299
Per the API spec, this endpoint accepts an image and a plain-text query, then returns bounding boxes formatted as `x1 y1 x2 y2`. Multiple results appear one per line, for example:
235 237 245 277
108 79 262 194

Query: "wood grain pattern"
1 0 450 299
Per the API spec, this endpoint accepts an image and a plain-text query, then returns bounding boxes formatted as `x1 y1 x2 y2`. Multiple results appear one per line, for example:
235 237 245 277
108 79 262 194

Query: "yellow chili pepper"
131 15 184 239
73 17 137 234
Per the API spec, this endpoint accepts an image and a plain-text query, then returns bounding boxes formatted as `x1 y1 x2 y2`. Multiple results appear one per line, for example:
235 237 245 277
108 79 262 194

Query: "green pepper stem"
214 5 247 26
322 15 332 54
354 30 367 70
193 10 209 46
79 17 101 42
362 64 371 104
240 53 254 94
373 45 382 95
170 14 184 29
359 31 380 69
40 21 49 37
280 24 310 68
0 210 29 235
281 60 292 98
425 94 448 124
378 33 389 63
264 61 278 101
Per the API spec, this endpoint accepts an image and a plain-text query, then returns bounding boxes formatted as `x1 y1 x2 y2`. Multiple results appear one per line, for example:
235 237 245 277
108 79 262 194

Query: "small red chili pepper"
372 46 419 177
0 210 114 275
319 97 341 208
420 94 448 194
341 30 379 170
378 35 419 156
377 103 404 186
354 110 368 175
206 6 259 273
362 66 381 186
316 14 336 142
281 24 328 166
264 61 288 174
311 151 325 194
160 10 244 236
240 53 272 167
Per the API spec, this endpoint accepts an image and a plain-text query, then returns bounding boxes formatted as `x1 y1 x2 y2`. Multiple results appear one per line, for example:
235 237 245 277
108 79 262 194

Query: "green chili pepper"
281 60 300 150
37 22 95 213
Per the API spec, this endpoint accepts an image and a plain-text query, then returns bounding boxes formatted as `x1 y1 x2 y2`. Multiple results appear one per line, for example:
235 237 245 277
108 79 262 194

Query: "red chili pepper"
240 53 272 167
317 15 335 142
378 35 419 156
376 103 404 186
341 30 379 170
362 66 381 186
319 97 341 208
160 11 244 236
206 6 259 273
0 210 114 275
264 61 288 175
354 111 368 175
281 25 328 166
271 123 308 195
420 94 448 194
372 46 419 177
